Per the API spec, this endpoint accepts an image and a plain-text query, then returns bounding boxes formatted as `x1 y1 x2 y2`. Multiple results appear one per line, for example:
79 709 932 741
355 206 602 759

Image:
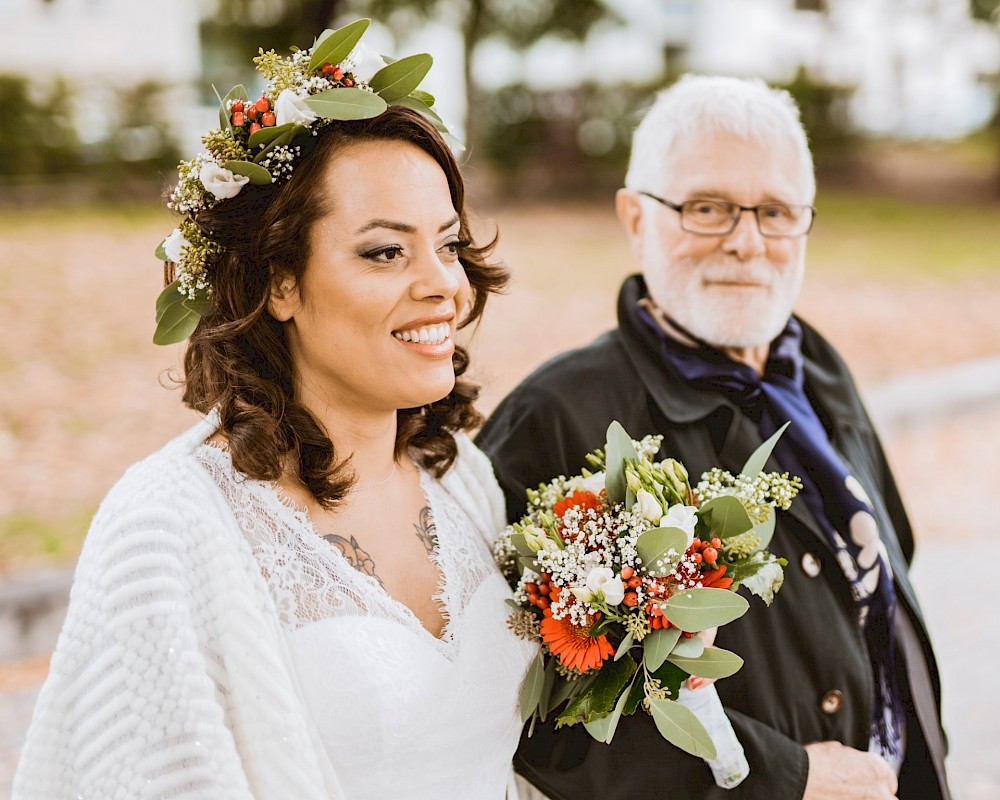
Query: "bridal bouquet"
496 421 800 773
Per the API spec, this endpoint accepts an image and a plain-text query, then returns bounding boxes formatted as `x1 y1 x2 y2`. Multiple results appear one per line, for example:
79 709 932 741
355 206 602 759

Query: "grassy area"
807 189 1000 279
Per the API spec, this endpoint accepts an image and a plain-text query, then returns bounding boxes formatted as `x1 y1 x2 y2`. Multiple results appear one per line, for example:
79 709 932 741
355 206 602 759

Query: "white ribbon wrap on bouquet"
677 684 750 789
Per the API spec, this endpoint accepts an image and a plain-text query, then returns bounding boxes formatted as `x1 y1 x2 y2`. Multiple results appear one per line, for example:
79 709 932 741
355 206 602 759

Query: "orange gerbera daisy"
553 490 602 519
540 614 615 673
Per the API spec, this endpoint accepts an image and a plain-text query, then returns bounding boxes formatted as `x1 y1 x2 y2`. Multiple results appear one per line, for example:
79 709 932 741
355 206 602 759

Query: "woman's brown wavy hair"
178 106 508 508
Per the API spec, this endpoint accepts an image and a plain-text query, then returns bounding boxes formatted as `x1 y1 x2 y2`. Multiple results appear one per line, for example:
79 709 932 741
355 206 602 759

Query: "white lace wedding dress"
195 442 538 799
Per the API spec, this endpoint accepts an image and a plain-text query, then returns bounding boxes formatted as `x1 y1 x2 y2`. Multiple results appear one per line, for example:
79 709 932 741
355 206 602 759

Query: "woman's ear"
268 274 299 322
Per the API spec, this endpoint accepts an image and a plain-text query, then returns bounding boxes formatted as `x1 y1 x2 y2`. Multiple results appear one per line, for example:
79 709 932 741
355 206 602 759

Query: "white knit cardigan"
14 414 532 800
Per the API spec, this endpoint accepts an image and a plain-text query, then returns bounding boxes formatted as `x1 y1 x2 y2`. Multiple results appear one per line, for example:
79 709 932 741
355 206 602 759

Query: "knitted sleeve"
14 449 340 800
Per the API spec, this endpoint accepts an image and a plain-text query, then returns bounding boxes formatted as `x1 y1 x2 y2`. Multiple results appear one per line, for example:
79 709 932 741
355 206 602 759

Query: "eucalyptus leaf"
224 160 272 185
369 53 432 102
305 87 388 121
648 698 718 759
410 89 435 106
662 587 750 632
182 296 212 317
604 421 639 506
518 555 537 573
218 84 249 130
636 526 689 576
520 653 545 723
614 630 635 662
623 669 647 715
670 635 705 659
741 421 791 477
752 505 776 551
153 299 202 345
248 122 297 149
154 238 168 261
642 626 681 672
391 95 444 124
155 281 184 321
538 657 557 721
698 495 754 539
308 18 370 72
667 645 745 679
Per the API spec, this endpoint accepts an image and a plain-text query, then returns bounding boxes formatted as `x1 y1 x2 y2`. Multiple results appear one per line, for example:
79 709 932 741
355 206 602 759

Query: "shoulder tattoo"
322 533 384 588
413 506 437 556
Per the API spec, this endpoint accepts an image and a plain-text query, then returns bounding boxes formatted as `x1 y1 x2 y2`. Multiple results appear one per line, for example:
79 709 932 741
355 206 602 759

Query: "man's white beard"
643 232 804 349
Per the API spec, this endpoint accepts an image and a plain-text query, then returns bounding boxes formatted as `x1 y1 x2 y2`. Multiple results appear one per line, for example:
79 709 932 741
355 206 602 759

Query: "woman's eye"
365 246 404 264
440 239 470 258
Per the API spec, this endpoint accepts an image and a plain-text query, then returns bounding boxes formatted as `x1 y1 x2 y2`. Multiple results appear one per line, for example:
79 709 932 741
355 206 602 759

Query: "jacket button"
820 690 844 715
800 552 822 577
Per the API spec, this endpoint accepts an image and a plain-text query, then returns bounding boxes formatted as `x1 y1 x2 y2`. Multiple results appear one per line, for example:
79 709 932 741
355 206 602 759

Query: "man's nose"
722 211 766 260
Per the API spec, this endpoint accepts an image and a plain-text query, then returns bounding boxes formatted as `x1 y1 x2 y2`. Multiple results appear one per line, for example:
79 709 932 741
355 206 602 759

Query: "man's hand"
803 741 898 799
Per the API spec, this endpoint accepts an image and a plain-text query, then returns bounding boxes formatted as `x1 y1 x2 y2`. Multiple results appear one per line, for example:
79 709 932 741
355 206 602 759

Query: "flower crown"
154 19 448 345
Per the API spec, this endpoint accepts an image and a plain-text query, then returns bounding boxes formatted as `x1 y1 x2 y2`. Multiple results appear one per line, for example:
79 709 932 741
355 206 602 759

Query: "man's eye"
763 206 792 219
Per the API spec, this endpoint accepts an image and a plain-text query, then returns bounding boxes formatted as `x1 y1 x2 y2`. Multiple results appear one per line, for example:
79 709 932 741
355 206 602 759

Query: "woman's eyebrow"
354 214 460 236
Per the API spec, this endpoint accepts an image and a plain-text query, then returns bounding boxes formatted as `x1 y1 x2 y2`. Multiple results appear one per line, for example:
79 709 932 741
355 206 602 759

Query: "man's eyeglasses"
638 192 816 238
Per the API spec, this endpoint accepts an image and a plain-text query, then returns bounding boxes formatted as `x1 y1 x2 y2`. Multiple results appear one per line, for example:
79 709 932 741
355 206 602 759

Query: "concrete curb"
1 355 998 663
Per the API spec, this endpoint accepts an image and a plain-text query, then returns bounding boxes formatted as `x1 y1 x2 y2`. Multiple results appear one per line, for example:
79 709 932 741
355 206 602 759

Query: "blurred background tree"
972 0 1000 193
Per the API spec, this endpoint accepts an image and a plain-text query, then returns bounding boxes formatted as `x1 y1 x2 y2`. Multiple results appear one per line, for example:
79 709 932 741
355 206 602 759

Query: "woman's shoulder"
87 414 226 545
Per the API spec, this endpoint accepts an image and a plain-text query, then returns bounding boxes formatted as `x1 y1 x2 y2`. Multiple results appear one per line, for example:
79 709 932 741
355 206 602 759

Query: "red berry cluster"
320 61 354 87
525 573 555 612
230 97 276 136
690 536 722 567
620 565 642 608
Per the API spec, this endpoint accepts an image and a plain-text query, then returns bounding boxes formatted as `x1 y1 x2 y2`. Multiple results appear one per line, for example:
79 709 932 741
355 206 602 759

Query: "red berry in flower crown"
245 105 259 121
321 62 335 75
249 122 262 135
254 97 270 113
332 67 344 80
343 77 354 87
231 99 245 113
261 111 276 127
230 111 245 126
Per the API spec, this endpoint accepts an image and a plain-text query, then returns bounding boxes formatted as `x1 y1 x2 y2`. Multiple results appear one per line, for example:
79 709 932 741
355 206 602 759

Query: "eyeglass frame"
637 191 816 238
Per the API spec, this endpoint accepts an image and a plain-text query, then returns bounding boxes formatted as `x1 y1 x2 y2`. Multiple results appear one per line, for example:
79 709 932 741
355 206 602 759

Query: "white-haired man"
479 75 951 800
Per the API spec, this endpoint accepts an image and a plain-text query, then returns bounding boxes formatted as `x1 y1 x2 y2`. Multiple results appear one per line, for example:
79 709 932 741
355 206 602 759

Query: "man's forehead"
658 129 808 202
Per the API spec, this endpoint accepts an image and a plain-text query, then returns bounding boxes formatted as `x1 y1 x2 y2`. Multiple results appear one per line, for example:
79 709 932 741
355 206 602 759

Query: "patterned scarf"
638 304 904 766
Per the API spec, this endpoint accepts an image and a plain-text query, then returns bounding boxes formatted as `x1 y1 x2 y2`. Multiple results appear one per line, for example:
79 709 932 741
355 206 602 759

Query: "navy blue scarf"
639 306 903 765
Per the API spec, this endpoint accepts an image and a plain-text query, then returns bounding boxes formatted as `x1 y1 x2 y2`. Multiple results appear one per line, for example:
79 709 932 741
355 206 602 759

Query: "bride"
14 21 538 800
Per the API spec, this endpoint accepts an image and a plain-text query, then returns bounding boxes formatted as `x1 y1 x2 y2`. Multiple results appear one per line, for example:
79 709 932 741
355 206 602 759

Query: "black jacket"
477 275 950 800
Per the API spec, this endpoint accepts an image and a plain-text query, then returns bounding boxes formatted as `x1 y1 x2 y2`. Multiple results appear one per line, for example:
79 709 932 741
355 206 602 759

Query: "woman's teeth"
393 323 451 345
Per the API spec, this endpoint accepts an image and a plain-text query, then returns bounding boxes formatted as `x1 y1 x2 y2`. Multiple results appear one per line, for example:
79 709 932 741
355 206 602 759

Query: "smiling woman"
13 22 540 800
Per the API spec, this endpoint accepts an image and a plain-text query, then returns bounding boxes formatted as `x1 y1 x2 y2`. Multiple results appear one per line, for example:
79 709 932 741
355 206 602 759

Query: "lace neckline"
197 443 458 648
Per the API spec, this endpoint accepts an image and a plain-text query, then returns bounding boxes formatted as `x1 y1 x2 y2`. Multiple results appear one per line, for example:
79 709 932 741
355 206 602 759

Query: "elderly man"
478 75 951 800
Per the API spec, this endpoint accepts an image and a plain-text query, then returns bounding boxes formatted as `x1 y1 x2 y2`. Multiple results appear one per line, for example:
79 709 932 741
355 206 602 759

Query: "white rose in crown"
274 89 320 127
635 489 664 525
199 162 250 200
586 566 625 606
162 228 190 263
662 503 700 548
345 40 387 83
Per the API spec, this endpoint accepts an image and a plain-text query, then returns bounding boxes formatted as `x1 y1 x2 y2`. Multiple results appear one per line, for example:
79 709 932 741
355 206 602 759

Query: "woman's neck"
295 381 400 483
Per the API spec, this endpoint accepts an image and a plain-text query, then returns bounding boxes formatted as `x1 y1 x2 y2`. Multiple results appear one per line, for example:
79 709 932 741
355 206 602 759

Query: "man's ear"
615 188 645 261
268 274 299 322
